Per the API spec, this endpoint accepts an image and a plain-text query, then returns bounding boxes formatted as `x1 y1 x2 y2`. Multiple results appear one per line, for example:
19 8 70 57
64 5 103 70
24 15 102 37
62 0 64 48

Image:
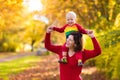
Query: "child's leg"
62 51 67 62
62 43 68 62
76 53 83 66
58 43 68 63
78 59 83 66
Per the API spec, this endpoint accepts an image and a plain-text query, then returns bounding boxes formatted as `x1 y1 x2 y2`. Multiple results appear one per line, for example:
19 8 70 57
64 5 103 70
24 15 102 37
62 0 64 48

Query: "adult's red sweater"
45 33 101 80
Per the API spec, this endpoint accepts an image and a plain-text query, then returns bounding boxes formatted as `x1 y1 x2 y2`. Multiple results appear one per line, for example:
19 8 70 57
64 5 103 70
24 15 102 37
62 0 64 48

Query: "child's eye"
67 19 70 21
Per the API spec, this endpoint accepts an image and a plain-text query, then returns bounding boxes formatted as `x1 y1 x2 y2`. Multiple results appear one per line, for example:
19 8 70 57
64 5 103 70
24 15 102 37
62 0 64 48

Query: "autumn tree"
0 0 25 51
0 0 46 52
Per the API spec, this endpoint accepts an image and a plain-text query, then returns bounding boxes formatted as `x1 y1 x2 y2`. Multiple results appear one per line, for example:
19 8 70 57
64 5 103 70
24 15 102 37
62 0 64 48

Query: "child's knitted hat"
66 11 76 19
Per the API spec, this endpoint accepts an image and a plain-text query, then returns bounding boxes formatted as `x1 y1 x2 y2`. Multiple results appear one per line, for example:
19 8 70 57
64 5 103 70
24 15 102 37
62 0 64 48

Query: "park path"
0 52 35 63
0 48 47 63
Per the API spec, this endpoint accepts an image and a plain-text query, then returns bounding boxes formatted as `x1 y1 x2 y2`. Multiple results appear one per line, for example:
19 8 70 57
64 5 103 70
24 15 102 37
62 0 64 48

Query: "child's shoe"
78 59 83 66
58 57 67 64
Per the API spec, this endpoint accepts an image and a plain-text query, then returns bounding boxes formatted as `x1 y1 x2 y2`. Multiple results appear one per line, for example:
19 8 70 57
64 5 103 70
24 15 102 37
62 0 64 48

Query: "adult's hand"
87 30 95 38
46 26 53 33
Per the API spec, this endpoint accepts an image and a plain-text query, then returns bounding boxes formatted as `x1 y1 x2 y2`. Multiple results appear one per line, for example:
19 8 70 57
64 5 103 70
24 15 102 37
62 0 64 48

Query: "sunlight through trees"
0 0 120 79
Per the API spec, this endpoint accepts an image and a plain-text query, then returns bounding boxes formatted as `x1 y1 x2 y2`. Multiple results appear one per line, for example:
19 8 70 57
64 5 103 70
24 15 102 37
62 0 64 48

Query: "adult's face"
66 35 75 49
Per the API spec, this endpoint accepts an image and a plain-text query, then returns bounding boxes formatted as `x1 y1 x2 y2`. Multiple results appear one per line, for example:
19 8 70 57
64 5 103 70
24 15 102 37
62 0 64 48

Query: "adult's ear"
74 44 77 47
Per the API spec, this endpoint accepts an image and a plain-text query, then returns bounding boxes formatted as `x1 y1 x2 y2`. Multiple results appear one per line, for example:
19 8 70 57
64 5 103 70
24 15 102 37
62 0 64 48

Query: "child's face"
66 14 76 26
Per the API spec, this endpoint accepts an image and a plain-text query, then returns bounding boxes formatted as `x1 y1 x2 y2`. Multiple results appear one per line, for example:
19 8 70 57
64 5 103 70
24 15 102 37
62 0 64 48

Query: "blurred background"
0 0 120 80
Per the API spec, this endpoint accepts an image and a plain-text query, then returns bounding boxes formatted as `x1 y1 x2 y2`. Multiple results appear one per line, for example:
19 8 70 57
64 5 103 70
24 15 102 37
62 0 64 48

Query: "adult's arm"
83 31 102 62
45 27 62 54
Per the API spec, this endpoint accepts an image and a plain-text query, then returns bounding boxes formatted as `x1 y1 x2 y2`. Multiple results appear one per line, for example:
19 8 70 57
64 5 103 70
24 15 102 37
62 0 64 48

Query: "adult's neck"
68 48 75 57
68 48 75 53
69 48 74 52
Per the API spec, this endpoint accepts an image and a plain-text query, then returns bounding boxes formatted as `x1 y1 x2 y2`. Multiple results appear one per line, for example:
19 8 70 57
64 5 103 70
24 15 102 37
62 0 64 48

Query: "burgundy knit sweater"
45 33 101 80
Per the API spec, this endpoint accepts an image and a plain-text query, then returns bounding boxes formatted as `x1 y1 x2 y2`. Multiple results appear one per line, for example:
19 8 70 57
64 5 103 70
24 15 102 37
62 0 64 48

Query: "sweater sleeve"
75 23 87 34
44 33 62 54
83 37 102 62
53 24 68 33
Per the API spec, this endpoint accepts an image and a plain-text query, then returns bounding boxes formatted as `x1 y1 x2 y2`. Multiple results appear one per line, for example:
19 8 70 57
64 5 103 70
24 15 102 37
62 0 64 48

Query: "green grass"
0 55 41 80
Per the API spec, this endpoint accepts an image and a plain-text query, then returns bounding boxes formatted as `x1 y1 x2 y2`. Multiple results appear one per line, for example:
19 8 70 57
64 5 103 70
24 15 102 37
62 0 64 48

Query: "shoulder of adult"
75 51 82 55
81 49 87 54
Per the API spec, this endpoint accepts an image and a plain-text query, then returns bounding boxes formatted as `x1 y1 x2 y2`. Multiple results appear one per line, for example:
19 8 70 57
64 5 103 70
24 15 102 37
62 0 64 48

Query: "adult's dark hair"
70 31 83 52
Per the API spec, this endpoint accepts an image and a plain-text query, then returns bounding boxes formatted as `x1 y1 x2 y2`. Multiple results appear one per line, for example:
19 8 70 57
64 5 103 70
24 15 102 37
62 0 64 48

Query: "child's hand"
87 30 95 38
49 24 56 30
49 26 54 30
46 26 53 33
86 30 93 34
